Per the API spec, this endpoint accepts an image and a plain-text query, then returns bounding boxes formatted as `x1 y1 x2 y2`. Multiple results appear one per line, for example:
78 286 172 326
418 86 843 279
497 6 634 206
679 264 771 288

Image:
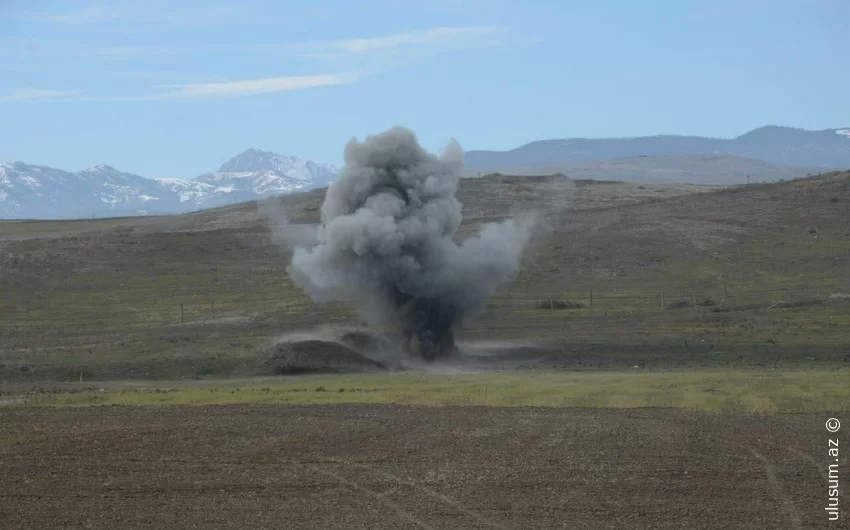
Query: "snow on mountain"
194 170 311 195
836 129 850 138
153 178 220 204
0 150 340 219
0 161 104 219
218 148 339 185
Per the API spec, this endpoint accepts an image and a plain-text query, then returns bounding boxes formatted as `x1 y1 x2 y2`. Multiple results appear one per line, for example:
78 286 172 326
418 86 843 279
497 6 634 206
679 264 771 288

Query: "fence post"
692 294 697 312
661 289 665 310
181 303 184 324
590 287 594 309
549 294 554 312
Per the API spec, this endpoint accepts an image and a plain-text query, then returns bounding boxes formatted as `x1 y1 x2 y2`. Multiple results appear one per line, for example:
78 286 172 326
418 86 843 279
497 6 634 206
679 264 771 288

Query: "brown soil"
0 405 842 529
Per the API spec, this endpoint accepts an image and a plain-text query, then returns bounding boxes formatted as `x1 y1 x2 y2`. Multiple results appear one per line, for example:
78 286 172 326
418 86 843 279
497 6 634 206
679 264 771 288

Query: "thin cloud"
1 26 514 61
277 26 523 77
0 25 523 102
152 73 360 99
0 88 80 103
33 2 245 28
297 26 509 58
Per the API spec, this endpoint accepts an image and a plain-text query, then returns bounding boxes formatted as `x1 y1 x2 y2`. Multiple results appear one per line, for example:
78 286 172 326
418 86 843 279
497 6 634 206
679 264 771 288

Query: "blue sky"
1 0 848 178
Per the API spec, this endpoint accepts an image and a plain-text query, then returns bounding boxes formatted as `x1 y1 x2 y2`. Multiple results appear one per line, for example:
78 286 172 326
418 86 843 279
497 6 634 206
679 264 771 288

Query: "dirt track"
0 405 843 529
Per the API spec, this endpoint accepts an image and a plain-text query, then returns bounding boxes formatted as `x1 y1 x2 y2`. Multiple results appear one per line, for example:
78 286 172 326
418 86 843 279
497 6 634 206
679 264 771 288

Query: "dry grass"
13 370 850 413
1 171 849 381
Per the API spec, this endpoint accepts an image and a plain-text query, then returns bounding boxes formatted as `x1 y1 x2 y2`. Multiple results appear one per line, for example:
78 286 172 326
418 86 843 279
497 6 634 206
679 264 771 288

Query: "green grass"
19 370 850 413
2 172 849 381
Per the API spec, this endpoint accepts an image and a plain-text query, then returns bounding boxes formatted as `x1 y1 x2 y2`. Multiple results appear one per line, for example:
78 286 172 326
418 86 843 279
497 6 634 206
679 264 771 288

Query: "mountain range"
465 126 850 174
0 149 338 219
2 126 849 219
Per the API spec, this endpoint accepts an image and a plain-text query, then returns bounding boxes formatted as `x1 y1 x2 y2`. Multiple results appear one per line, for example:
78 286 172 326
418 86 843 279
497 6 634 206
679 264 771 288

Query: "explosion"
286 126 534 360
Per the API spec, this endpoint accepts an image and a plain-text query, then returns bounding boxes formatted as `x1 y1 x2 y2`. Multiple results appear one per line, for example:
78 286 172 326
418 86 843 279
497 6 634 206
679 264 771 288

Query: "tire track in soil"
304 463 436 530
347 462 508 530
633 413 810 529
746 447 803 529
782 445 849 504
726 428 850 505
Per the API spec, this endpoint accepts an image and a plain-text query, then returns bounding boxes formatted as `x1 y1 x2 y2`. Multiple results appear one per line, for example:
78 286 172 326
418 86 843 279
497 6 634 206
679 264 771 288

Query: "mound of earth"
262 339 387 375
337 330 396 352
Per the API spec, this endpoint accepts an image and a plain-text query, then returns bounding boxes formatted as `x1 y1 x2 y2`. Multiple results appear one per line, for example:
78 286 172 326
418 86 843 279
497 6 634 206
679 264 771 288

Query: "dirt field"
1 405 844 529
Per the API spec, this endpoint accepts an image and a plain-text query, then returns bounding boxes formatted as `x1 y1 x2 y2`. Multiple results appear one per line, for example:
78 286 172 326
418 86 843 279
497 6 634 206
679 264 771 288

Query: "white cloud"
298 26 509 57
153 73 360 99
0 88 80 103
0 25 522 102
2 26 514 62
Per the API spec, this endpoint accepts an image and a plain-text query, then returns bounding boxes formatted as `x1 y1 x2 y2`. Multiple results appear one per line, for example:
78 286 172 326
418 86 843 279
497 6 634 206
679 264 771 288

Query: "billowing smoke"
286 126 535 359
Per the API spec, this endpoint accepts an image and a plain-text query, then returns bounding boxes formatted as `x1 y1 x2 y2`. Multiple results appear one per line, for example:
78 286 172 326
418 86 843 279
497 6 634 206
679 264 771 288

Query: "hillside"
466 126 850 172
1 172 848 381
466 154 826 185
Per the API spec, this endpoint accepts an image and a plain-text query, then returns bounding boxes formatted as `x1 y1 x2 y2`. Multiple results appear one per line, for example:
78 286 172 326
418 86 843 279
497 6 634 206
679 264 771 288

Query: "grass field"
12 369 850 413
2 172 849 381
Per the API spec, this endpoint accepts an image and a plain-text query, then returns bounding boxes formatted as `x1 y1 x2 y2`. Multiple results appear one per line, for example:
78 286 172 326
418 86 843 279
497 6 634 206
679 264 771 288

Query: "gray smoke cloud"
286 126 535 359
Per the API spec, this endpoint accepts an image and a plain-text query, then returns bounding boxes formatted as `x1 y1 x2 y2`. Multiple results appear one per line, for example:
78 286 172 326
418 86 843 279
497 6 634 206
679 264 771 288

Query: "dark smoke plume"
286 126 535 359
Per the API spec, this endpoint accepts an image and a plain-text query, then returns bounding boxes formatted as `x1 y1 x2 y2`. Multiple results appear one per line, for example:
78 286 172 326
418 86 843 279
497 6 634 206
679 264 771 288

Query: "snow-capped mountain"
0 162 175 219
218 148 338 187
0 150 339 219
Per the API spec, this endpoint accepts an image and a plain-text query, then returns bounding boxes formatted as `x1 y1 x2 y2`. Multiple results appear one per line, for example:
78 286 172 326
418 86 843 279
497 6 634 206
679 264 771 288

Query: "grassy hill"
465 154 829 185
1 173 848 381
